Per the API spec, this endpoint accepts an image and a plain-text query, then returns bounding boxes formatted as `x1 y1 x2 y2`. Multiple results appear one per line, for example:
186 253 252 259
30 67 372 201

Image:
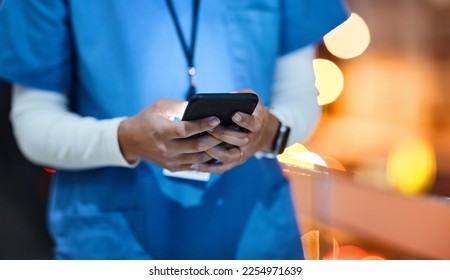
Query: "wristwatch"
271 122 291 155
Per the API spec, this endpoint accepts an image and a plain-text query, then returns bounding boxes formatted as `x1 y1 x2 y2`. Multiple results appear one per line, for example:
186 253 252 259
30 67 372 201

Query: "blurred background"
308 0 450 197
281 0 450 260
1 0 449 259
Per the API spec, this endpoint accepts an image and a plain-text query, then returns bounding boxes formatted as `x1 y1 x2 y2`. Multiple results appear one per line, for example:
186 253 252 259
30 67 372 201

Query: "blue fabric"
0 0 349 259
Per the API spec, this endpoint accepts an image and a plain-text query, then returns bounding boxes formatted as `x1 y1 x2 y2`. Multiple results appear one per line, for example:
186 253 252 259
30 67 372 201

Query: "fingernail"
191 164 200 170
232 113 242 122
209 117 220 126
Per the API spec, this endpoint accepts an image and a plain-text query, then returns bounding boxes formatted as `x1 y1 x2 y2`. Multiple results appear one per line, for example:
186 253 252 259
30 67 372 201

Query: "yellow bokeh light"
386 137 436 196
301 230 320 260
324 13 371 59
291 152 328 167
277 143 328 170
278 143 309 157
277 143 310 167
313 59 344 105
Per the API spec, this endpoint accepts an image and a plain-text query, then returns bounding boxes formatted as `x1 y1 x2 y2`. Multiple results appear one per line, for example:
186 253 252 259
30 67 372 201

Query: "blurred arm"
10 85 137 170
269 44 320 146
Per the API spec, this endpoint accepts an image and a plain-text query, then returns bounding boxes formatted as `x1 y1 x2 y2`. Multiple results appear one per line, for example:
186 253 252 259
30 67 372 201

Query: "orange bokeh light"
323 245 369 260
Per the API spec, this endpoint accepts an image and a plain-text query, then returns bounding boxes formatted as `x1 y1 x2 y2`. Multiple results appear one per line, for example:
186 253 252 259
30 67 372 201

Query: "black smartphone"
182 93 259 127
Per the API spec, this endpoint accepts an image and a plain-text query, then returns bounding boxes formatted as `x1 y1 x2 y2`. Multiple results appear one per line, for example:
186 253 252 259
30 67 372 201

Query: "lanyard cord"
165 0 200 100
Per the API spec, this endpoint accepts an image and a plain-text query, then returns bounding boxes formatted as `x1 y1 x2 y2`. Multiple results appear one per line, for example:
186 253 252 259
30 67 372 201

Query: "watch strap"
272 123 291 155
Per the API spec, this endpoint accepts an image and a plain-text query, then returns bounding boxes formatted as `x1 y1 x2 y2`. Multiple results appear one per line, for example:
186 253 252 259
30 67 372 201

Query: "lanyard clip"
188 66 196 86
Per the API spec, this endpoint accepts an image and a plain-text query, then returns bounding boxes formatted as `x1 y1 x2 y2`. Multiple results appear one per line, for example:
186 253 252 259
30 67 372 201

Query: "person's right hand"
118 98 222 171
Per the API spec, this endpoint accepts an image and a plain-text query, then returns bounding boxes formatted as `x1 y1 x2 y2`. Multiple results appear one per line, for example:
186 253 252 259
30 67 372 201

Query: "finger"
163 163 199 173
204 146 242 164
231 112 262 133
190 161 238 174
168 116 220 139
168 134 223 153
208 125 249 147
164 152 212 166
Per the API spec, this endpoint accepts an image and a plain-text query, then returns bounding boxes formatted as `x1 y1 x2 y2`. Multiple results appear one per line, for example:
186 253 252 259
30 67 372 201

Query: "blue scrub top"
0 0 348 259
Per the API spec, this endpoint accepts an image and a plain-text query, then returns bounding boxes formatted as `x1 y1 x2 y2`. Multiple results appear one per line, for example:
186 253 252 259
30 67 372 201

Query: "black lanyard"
165 0 200 100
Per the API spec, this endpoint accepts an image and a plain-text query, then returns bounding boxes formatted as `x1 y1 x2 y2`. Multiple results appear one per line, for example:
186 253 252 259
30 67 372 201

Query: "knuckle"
155 142 168 154
153 126 165 139
174 123 187 138
210 126 222 136
216 127 227 138
253 119 262 131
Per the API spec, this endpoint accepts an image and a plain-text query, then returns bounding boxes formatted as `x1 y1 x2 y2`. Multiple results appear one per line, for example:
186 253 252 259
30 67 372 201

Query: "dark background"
0 81 53 259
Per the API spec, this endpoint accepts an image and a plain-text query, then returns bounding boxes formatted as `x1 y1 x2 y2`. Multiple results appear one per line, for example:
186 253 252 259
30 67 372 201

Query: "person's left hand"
190 90 280 174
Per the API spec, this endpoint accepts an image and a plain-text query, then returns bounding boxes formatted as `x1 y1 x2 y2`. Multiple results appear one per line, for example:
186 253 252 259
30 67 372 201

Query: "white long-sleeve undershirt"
10 45 320 170
270 45 320 146
10 86 134 169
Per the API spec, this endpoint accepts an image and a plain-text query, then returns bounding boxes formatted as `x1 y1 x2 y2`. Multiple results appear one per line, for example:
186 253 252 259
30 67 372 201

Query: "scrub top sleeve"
280 0 350 55
0 0 73 93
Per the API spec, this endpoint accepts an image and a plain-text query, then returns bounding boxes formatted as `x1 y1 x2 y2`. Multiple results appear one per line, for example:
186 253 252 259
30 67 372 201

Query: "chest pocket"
225 0 281 105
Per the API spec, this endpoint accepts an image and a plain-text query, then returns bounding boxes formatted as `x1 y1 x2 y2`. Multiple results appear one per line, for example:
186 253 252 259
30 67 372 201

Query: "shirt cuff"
106 117 140 168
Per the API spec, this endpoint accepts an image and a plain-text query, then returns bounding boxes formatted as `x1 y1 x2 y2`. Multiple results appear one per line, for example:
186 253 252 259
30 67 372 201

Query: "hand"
191 90 280 174
118 98 223 171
